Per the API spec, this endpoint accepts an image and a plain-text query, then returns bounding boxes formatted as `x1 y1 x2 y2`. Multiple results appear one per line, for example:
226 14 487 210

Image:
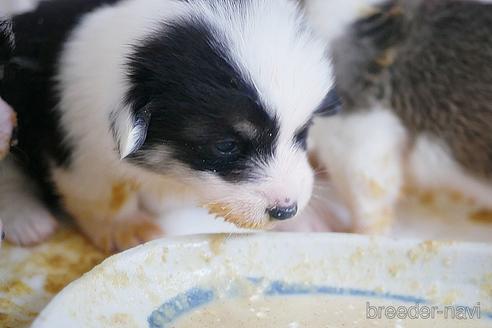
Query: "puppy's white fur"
409 136 492 205
0 0 39 16
311 107 406 232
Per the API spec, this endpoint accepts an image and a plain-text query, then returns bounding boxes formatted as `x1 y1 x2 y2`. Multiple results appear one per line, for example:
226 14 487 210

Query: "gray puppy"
312 0 492 233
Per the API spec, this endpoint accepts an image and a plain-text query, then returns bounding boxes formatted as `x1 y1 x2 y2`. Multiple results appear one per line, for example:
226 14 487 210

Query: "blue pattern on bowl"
148 288 214 328
148 279 492 327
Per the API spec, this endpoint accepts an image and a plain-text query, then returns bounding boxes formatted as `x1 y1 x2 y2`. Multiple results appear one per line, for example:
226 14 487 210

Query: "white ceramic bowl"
32 233 492 327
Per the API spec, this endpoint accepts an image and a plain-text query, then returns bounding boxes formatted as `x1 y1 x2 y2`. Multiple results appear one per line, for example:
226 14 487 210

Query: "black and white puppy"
0 0 336 251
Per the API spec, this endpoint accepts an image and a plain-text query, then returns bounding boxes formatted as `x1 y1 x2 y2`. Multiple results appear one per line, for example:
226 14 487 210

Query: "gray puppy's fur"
312 0 492 233
334 0 492 180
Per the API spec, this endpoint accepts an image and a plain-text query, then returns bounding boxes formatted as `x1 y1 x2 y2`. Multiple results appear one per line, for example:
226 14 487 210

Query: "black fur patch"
0 0 123 206
125 18 280 182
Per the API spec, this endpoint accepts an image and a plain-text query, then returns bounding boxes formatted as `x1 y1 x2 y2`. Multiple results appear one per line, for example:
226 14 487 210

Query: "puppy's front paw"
3 207 59 246
84 213 164 253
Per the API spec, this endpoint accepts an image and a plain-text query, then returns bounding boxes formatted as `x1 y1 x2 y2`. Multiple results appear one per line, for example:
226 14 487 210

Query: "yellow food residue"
0 226 106 328
470 210 492 224
407 241 441 263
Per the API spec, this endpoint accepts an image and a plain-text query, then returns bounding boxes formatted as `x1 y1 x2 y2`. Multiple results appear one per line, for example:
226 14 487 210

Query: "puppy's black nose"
268 203 298 220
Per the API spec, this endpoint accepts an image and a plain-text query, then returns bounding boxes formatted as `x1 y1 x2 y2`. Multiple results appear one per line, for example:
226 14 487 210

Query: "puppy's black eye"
214 140 240 156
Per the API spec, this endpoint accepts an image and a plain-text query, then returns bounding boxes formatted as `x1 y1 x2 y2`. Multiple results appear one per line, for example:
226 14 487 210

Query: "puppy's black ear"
315 88 342 116
120 106 151 159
